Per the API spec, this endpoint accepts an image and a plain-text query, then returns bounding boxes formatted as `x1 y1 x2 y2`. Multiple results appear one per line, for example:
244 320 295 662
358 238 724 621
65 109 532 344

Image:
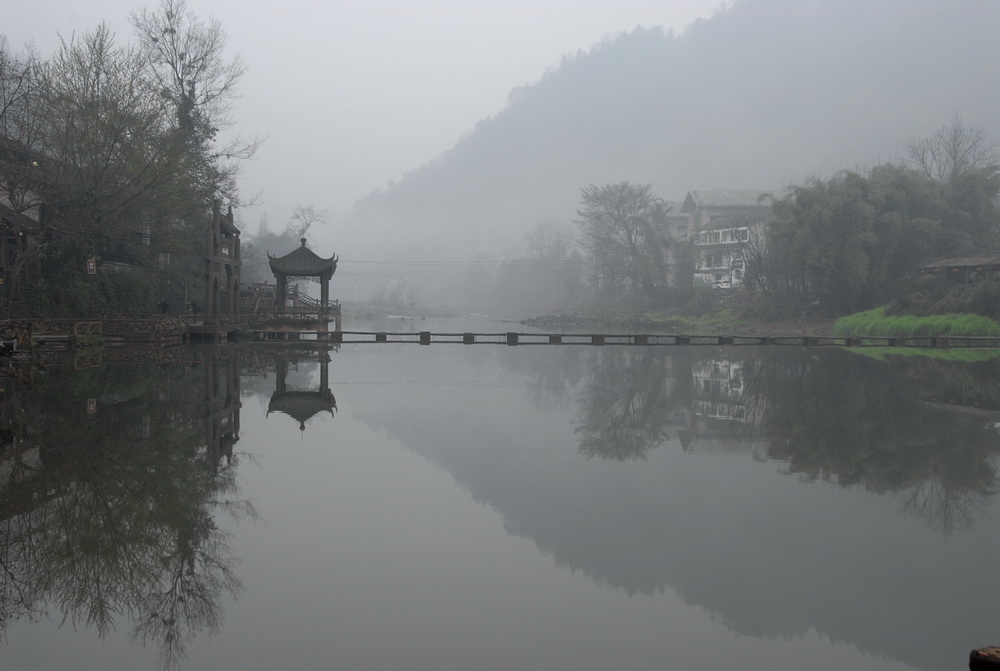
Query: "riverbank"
520 310 837 337
831 308 1000 338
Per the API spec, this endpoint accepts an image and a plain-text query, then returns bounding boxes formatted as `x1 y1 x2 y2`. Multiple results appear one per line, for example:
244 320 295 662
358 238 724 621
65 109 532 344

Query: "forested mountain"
343 0 999 266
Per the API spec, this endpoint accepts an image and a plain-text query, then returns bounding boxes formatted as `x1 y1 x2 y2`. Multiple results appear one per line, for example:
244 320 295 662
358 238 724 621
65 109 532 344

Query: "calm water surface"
2 318 999 670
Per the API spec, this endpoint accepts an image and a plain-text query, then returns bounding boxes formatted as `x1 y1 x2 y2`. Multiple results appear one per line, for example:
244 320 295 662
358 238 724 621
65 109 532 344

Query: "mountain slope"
343 0 1000 264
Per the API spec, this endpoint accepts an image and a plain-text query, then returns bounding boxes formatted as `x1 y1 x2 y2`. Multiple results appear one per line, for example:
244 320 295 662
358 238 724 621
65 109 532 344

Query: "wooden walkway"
330 331 1000 348
6 319 1000 350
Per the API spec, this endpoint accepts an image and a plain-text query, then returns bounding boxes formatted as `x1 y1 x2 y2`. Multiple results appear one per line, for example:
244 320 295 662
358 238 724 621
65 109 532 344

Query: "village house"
918 255 1000 284
675 189 774 289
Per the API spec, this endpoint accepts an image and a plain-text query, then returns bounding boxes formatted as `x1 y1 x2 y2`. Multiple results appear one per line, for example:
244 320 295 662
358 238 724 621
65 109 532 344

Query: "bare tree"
0 27 188 315
526 220 574 261
0 39 46 311
285 204 327 240
38 25 186 225
0 37 42 147
905 114 1000 182
130 0 260 204
576 181 669 303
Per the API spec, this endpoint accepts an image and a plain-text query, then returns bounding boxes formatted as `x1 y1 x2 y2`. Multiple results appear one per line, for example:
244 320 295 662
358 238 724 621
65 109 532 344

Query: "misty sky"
2 0 724 234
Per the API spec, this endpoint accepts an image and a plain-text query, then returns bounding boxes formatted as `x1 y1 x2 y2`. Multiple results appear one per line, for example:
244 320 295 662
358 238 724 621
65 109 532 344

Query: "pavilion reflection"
264 347 337 432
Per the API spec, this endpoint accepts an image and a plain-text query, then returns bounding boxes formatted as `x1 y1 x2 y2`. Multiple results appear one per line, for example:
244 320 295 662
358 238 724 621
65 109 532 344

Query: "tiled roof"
682 190 775 212
267 390 337 429
267 239 338 276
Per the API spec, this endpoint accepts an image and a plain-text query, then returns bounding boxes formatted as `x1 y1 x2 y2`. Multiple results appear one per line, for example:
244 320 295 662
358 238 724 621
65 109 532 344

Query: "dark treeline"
0 0 256 317
747 122 1000 317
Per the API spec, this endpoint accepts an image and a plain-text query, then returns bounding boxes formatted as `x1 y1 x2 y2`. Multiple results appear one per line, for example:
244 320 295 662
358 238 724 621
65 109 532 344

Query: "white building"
678 190 774 289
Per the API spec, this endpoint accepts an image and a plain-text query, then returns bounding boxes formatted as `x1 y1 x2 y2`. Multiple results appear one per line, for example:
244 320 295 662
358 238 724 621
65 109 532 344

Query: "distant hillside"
342 0 1000 265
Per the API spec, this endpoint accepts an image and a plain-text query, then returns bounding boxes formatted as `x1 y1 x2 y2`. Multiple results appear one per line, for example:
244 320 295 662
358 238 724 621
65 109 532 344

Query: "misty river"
2 316 999 671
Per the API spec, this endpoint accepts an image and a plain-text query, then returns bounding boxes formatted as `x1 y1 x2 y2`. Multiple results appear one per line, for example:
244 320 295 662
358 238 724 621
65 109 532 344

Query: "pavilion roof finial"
301 238 307 247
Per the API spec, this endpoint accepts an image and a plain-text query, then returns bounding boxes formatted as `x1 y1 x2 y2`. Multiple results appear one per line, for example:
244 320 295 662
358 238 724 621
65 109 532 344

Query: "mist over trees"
576 182 669 305
748 118 1000 317
241 205 328 283
342 0 999 312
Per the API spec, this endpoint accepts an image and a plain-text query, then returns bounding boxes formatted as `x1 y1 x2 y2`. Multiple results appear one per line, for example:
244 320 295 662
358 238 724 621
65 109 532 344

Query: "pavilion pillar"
320 271 330 308
276 358 287 394
276 274 286 312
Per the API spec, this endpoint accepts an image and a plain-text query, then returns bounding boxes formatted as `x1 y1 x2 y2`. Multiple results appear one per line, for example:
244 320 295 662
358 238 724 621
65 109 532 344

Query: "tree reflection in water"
748 348 1000 535
574 348 682 461
559 345 1000 533
0 351 252 669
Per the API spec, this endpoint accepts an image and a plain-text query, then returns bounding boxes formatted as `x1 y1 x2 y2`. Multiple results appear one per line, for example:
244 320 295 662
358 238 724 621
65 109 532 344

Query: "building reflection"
564 345 1000 532
0 349 249 670
681 355 765 456
265 348 337 432
415 345 1000 671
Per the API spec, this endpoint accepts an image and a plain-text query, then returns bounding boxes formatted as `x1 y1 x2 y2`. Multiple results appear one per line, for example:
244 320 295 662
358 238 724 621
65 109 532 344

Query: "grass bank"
833 307 1000 338
521 308 746 333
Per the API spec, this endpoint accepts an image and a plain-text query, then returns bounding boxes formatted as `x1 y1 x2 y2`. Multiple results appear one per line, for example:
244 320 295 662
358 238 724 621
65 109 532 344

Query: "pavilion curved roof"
268 238 338 276
267 390 337 430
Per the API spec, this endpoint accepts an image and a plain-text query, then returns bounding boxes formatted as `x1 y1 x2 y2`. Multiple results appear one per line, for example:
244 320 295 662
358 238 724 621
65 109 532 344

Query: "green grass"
833 307 1000 338
531 308 748 333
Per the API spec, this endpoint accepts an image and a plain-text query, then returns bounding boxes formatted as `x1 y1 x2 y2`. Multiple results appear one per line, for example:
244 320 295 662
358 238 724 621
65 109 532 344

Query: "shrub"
834 306 1000 337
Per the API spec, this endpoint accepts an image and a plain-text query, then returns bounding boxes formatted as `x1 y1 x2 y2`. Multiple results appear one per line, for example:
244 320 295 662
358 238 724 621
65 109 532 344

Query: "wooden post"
419 331 431 345
506 332 519 346
463 333 475 344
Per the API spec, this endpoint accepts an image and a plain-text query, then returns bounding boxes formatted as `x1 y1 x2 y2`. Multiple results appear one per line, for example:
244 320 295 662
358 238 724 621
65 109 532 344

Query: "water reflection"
265 349 337 431
561 346 1000 533
574 348 678 460
748 349 1000 534
0 350 249 669
4 340 1000 671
